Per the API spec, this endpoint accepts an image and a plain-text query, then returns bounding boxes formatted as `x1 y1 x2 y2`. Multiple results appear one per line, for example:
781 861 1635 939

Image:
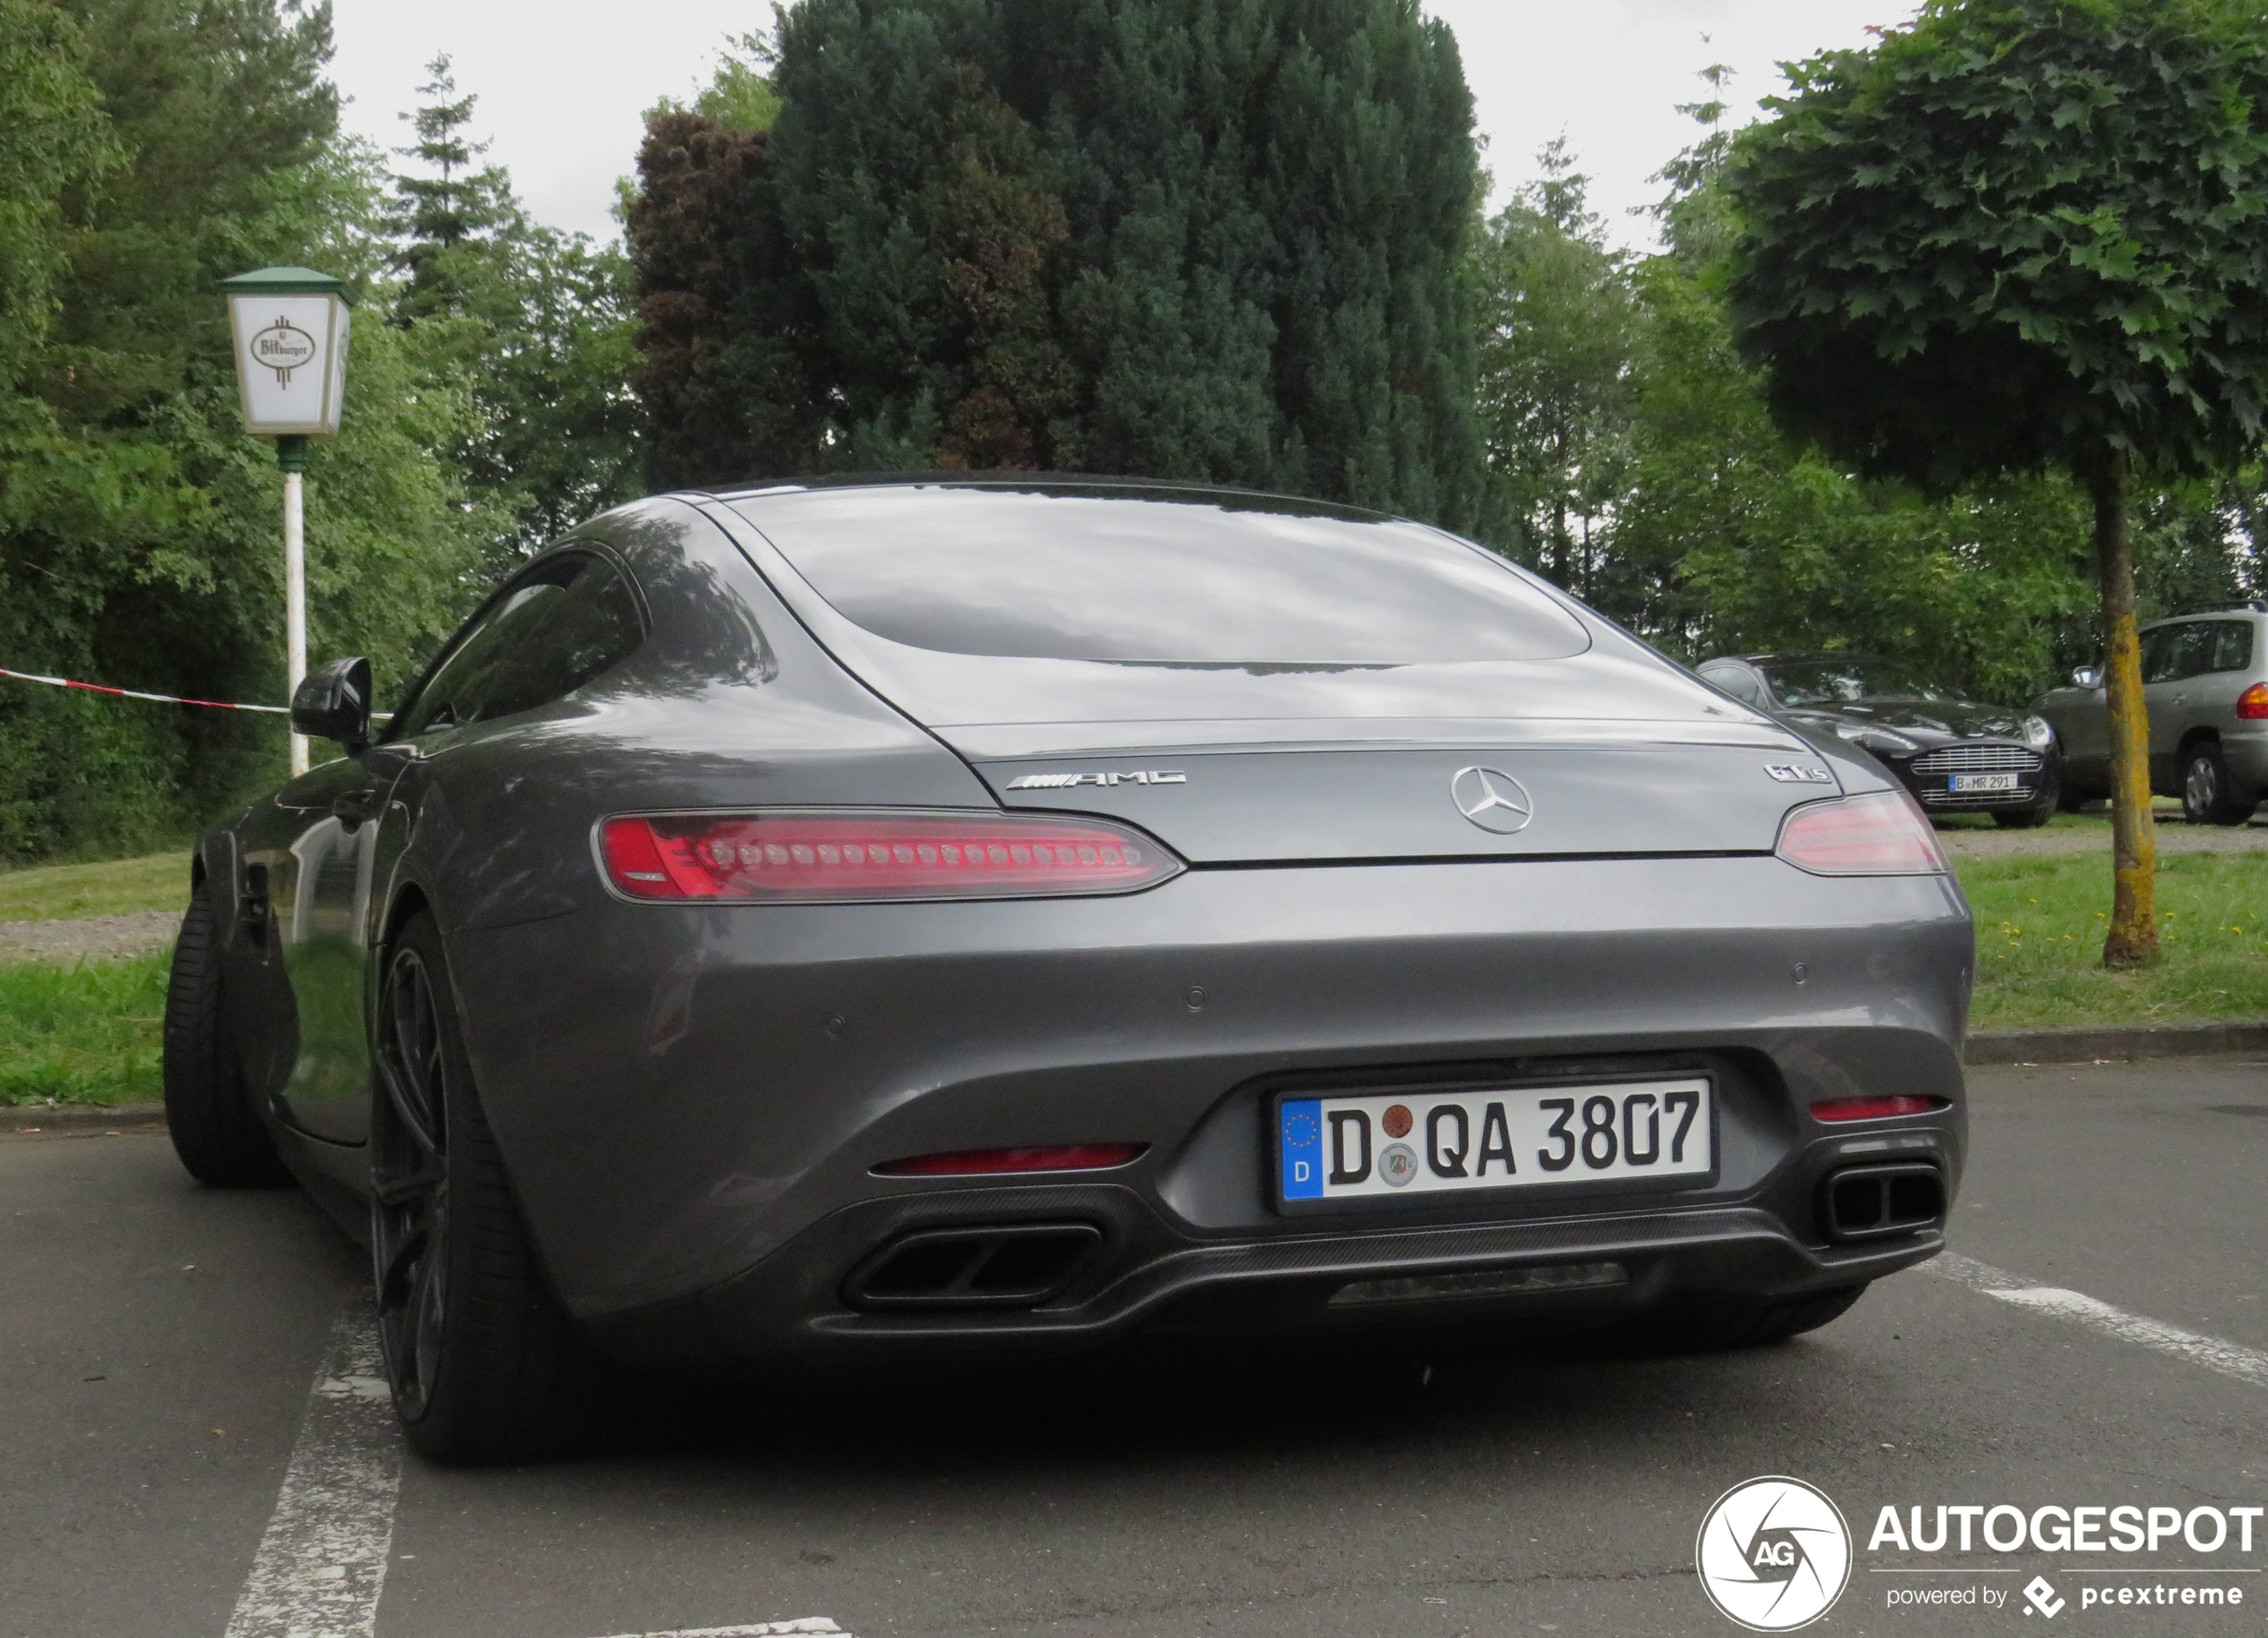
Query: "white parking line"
1930 1252 2268 1392
223 1305 851 1638
589 1615 853 1624
223 1306 402 1638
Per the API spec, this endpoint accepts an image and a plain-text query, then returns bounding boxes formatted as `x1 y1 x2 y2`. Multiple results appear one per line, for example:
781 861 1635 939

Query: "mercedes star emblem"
1450 765 1535 834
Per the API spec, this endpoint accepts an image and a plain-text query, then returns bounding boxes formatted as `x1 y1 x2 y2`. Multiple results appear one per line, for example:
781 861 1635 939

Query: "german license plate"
1277 1078 1714 1205
1950 772 2020 792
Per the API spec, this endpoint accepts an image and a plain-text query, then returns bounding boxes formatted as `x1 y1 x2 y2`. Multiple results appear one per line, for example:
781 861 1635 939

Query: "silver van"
2035 603 2268 824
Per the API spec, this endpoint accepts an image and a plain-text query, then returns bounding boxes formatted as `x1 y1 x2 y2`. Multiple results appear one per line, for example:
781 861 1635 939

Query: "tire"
2181 742 2255 827
1603 1284 1867 1356
371 911 607 1463
163 892 290 1187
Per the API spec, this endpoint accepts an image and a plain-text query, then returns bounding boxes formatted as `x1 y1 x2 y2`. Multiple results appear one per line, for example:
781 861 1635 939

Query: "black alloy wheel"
370 912 606 1462
371 941 450 1422
2181 742 2255 827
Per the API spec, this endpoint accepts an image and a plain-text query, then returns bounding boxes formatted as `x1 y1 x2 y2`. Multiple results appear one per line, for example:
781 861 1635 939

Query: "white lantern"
221 267 350 437
220 267 353 777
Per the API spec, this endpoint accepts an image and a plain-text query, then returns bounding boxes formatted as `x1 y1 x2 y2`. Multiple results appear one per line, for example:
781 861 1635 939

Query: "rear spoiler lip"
945 716 1810 761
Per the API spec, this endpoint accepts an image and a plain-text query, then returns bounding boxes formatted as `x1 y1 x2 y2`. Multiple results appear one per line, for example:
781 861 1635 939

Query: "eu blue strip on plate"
1280 1098 1323 1200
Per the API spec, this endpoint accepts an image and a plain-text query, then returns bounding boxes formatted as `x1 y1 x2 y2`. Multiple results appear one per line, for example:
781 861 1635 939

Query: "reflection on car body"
162 478 1974 1462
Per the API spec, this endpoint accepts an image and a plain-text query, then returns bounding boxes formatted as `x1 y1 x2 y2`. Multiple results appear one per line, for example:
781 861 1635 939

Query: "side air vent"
843 1223 1105 1310
1819 1164 1947 1243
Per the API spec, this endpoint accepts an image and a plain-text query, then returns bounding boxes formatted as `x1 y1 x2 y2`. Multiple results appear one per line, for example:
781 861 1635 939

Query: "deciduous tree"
1726 0 2268 965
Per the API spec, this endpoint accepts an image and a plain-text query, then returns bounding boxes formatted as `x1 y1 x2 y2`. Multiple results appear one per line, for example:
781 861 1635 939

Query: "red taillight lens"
873 1143 1147 1177
1776 791 1948 876
1810 1095 1949 1122
598 811 1181 902
2239 683 2268 719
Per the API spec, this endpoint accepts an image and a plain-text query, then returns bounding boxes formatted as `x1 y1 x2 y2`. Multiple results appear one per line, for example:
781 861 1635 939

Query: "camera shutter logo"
248 316 318 387
1696 1476 1851 1631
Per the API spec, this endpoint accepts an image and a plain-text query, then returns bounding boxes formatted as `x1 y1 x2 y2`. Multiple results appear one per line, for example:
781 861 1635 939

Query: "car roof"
2144 603 2268 624
700 471 1400 526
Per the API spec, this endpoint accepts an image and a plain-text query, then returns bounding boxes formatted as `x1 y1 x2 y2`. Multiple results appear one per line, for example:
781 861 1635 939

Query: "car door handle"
331 789 386 832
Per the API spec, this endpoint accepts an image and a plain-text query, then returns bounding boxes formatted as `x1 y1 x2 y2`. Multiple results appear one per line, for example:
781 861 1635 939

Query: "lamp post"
220 267 352 777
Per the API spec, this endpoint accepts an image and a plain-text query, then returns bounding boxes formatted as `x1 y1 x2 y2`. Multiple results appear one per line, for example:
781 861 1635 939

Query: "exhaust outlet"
843 1222 1104 1310
1819 1163 1946 1243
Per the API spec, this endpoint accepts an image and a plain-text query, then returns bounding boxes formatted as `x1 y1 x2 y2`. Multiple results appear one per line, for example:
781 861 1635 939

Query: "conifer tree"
391 54 511 319
628 0 1486 527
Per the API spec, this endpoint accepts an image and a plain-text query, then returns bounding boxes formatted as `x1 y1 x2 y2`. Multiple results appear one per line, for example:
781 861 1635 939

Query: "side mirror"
291 656 373 750
2070 666 2102 689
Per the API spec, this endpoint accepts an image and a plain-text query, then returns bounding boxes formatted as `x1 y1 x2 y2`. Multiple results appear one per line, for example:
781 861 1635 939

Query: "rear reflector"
2240 682 2268 720
872 1143 1147 1177
599 811 1182 902
1810 1095 1949 1122
1776 791 1948 876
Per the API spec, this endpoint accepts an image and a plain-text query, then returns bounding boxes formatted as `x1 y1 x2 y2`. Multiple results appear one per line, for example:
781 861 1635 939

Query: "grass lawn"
1 851 185 1106
0 952 169 1107
2 838 2264 1104
0 851 189 921
1959 846 2268 1031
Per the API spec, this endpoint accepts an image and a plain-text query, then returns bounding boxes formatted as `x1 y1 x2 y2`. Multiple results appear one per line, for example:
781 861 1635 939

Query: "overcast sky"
329 0 1920 253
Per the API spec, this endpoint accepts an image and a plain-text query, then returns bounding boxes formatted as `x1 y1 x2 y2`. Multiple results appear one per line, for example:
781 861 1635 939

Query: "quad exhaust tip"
844 1222 1105 1310
1820 1162 1947 1243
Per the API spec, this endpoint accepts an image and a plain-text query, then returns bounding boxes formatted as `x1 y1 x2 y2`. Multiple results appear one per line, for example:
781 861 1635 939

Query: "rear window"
732 486 1589 664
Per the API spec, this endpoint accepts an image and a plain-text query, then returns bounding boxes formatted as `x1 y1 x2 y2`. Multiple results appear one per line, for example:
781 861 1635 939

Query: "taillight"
1810 1095 1949 1122
2239 682 2268 719
1776 791 1948 876
598 811 1182 902
872 1143 1147 1177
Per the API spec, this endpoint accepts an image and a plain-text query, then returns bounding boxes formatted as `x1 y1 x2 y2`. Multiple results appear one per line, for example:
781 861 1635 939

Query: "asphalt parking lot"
4 1056 2265 1638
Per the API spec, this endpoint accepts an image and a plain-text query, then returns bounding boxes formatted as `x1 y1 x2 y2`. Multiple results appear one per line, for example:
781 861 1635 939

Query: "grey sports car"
163 478 1972 1463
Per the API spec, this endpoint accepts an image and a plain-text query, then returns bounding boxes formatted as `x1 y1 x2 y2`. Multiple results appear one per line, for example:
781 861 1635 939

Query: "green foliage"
0 0 507 864
648 33 785 134
0 0 119 392
0 950 167 1106
1726 0 2268 488
1461 81 2110 702
390 63 643 562
629 0 1488 526
1471 142 1638 593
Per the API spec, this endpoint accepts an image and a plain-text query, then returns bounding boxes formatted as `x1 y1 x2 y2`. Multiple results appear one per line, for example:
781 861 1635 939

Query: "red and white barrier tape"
0 664 290 714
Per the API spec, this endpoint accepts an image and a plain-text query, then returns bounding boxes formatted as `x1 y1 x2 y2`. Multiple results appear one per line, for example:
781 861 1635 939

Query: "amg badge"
1764 764 1835 785
1005 770 1188 790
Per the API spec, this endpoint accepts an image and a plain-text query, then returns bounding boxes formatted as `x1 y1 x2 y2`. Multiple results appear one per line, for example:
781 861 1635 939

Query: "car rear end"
465 483 1974 1369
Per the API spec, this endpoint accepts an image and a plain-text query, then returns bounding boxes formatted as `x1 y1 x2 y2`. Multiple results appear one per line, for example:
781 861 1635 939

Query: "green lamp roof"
216 266 354 304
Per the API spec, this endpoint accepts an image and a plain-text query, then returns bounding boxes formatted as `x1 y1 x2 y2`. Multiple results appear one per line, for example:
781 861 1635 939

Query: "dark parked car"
2034 604 2268 825
1697 653 2061 828
164 478 1972 1462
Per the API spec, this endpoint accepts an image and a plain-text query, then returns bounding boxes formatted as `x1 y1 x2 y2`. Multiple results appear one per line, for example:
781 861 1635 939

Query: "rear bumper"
446 854 1972 1353
2216 728 2268 794
584 1177 1951 1373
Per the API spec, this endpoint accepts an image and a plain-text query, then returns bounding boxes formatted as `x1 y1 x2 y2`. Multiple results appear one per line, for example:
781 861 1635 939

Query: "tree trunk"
2089 446 2158 967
